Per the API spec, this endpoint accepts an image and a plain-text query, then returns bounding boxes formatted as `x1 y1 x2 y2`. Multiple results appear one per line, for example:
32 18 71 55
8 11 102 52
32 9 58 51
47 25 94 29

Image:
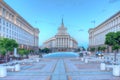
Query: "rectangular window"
6 22 8 27
0 18 1 23
3 8 6 17
9 24 11 28
3 27 5 32
0 25 1 31
6 35 8 38
3 20 5 25
7 29 8 33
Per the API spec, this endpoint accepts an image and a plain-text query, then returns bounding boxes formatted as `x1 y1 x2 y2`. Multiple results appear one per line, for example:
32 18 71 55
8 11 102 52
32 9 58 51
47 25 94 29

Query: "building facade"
88 11 120 52
42 19 78 52
0 0 39 49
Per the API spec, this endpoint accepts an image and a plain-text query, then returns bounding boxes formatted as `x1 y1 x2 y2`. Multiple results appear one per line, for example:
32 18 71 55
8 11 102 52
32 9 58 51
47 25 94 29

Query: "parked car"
79 52 83 57
96 51 103 57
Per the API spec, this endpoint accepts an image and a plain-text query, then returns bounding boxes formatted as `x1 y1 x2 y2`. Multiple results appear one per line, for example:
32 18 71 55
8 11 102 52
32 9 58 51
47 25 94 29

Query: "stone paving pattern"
0 58 120 80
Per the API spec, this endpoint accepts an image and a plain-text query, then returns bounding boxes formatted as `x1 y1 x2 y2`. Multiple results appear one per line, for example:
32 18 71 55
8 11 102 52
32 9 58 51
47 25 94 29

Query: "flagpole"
91 20 96 28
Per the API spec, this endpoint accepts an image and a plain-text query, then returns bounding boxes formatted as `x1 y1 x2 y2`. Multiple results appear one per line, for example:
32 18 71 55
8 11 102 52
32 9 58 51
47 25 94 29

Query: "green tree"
82 46 86 51
39 48 42 53
0 38 18 62
30 49 34 52
98 46 101 51
77 48 81 52
100 46 106 52
98 46 106 52
18 49 25 57
24 49 30 57
112 44 120 51
105 31 120 63
115 31 120 45
0 38 18 52
42 48 50 54
105 32 116 46
90 47 95 52
0 47 6 56
18 49 30 58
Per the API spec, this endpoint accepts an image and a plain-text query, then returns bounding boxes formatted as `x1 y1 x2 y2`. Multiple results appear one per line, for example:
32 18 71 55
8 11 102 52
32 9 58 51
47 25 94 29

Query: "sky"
4 0 120 48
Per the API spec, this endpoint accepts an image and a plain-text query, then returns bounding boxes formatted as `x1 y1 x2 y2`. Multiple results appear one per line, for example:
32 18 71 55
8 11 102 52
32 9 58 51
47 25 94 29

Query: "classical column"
68 38 69 48
62 38 63 47
0 6 2 16
67 38 68 48
14 15 17 24
118 16 120 23
59 38 61 47
57 38 59 48
57 38 59 47
63 38 65 47
66 38 67 48
61 38 62 48
61 38 62 47
59 38 60 47
3 8 6 18
57 38 58 48
62 38 64 48
60 38 61 47
64 38 66 47
65 38 67 48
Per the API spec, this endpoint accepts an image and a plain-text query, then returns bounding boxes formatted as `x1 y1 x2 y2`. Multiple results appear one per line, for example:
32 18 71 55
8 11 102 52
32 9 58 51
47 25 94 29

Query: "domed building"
42 19 78 52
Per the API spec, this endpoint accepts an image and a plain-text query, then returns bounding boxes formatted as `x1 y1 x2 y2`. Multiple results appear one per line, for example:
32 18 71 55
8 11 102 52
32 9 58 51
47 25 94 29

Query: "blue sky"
4 0 120 48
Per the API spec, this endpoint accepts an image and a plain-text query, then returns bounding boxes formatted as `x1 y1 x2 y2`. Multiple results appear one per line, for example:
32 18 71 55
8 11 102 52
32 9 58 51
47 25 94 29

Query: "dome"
43 52 79 58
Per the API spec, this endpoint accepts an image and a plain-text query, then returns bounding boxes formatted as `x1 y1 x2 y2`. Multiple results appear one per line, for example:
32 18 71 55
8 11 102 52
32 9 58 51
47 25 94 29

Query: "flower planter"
0 66 7 77
81 58 84 61
100 63 106 71
113 65 120 76
15 64 20 71
85 59 88 63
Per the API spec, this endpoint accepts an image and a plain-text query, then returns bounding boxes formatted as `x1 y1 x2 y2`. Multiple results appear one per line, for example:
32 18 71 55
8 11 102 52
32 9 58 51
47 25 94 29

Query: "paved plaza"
0 58 120 80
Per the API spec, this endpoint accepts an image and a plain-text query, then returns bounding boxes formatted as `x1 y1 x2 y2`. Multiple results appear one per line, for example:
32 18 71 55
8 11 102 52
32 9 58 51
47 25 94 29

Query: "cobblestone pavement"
0 58 120 80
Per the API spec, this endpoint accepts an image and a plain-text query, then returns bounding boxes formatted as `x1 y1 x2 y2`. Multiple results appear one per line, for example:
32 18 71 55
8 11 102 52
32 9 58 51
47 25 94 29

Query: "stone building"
88 11 120 52
42 19 78 52
0 0 39 49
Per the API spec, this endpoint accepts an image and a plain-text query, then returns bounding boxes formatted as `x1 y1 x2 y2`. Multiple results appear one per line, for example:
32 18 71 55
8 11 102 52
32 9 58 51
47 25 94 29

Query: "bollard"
100 63 106 71
15 64 20 71
81 58 84 61
85 59 88 63
36 59 39 62
113 65 120 76
0 66 7 77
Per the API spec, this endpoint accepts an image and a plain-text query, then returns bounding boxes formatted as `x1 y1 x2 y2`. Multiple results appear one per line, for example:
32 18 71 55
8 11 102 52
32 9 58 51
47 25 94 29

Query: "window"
3 8 6 16
3 20 5 25
9 36 11 38
0 25 1 31
6 29 8 33
9 30 11 34
0 18 1 23
6 22 8 27
6 35 8 38
12 15 14 20
3 27 5 31
12 26 14 29
9 24 11 28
